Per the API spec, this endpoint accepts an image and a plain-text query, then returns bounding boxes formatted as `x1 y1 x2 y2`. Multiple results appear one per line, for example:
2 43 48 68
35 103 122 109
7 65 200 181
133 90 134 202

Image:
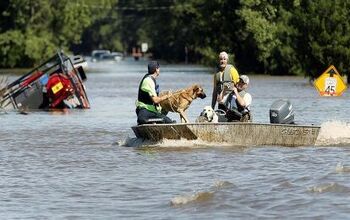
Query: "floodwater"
1 58 350 219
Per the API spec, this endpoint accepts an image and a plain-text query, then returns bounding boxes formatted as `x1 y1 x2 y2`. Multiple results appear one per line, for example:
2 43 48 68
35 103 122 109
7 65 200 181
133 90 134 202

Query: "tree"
0 0 100 67
293 0 350 79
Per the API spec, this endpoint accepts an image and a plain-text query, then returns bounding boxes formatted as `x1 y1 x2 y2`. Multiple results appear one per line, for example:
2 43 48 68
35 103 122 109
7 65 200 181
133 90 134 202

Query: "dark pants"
136 108 174 125
218 103 242 122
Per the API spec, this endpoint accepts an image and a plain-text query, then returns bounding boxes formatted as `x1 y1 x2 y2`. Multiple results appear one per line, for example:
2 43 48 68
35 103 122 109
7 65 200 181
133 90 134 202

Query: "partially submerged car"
100 52 123 62
91 50 110 62
91 50 123 62
0 51 90 111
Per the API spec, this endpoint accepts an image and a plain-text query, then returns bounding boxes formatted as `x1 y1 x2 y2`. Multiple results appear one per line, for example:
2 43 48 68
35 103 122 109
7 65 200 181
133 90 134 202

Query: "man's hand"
162 91 172 100
232 86 238 95
152 92 172 104
165 91 172 99
217 95 222 103
217 91 224 103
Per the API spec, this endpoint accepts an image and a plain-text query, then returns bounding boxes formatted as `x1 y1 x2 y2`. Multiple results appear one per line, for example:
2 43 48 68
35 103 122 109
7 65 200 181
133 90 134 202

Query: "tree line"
0 0 349 82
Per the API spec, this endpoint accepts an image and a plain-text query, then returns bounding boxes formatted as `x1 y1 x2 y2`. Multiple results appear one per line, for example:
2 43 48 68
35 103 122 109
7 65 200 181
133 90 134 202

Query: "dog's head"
192 84 206 99
200 106 218 122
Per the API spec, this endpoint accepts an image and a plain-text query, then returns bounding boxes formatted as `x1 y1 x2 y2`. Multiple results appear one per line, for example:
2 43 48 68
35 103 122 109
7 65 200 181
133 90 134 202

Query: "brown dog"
159 84 206 123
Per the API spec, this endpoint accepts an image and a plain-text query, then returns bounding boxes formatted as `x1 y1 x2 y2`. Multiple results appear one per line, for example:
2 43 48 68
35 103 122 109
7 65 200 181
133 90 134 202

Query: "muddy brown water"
1 58 350 219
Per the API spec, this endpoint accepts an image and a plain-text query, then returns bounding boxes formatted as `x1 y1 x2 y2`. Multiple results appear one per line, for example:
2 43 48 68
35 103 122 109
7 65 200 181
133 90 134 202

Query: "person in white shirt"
217 75 252 122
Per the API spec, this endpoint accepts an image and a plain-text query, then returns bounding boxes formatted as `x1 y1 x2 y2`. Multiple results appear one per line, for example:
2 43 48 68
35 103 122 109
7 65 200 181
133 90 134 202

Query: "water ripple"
1 63 350 219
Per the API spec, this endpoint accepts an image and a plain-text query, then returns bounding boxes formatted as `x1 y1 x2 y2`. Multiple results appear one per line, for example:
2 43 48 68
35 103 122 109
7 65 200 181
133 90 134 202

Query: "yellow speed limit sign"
314 65 347 96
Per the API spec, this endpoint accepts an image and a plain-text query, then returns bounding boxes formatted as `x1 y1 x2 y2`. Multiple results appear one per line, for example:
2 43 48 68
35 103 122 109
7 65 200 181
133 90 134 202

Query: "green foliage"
293 0 350 77
0 0 105 67
237 1 300 74
0 0 350 81
0 30 25 67
57 1 93 45
79 0 122 54
23 30 57 65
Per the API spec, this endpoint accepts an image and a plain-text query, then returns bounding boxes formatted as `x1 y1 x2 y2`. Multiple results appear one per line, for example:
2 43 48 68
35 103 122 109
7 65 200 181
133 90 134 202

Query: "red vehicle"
0 51 90 110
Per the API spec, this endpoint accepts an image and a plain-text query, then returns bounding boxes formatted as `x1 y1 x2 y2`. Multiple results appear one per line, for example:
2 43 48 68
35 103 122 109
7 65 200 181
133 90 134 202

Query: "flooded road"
1 59 350 219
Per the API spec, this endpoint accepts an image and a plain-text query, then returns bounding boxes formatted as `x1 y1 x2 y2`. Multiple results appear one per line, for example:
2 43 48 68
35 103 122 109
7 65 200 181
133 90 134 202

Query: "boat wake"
335 162 350 173
170 191 214 206
315 121 350 146
170 180 234 206
119 136 246 149
308 182 350 193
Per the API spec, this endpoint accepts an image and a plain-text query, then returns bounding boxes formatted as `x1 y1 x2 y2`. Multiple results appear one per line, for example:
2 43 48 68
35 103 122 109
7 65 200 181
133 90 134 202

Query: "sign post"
141 43 148 53
314 65 347 96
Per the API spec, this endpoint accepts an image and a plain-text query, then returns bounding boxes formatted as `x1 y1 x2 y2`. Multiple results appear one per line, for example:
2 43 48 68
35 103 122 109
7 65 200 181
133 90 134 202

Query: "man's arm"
232 87 246 107
243 93 252 108
141 77 170 104
151 94 170 104
211 77 217 109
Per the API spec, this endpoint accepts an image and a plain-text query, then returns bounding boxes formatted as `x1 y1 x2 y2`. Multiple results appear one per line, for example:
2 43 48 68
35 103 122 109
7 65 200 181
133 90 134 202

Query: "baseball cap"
239 75 249 84
148 61 160 74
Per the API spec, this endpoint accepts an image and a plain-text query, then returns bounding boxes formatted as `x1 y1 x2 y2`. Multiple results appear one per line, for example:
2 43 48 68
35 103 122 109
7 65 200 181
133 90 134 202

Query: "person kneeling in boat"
217 75 252 122
135 61 174 125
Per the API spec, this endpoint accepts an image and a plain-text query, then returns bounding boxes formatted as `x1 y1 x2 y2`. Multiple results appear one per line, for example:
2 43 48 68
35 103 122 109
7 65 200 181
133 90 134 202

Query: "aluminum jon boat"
131 100 320 147
132 122 320 147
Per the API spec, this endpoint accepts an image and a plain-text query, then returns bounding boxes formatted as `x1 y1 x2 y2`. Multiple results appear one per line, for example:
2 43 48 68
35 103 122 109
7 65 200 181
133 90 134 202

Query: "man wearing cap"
211 51 240 110
135 61 174 125
218 75 252 122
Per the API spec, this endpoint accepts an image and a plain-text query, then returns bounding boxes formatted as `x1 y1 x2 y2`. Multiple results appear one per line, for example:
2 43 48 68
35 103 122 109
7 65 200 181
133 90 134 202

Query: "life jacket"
137 74 160 111
224 90 251 122
215 64 234 96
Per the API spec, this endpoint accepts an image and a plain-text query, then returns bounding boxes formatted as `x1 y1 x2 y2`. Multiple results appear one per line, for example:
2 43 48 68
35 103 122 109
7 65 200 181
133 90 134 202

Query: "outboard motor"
269 99 295 124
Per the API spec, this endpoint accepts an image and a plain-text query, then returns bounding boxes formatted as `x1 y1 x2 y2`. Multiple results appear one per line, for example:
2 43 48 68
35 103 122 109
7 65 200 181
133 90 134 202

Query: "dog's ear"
192 84 200 91
195 85 204 94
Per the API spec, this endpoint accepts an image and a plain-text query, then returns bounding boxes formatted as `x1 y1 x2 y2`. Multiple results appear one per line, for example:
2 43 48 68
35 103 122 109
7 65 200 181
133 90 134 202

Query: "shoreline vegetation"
0 1 349 82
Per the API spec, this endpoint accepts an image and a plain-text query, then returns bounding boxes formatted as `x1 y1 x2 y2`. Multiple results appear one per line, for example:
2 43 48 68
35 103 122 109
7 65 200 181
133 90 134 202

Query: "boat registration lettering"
281 128 316 136
52 82 63 94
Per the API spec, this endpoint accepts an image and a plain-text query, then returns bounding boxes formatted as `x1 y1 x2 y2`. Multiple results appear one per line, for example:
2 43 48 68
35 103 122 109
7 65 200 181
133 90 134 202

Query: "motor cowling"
269 99 295 124
46 73 74 108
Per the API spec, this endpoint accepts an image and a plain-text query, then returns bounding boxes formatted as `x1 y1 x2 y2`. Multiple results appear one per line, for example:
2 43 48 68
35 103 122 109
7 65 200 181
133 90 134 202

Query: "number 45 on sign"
314 65 347 96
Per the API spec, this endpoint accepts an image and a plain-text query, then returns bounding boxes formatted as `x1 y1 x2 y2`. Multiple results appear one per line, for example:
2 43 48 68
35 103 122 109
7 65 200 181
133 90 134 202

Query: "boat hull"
132 122 320 147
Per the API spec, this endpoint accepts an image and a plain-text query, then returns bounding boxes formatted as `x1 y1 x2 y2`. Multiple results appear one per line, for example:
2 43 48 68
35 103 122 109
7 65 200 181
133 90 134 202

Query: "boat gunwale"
132 122 321 129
